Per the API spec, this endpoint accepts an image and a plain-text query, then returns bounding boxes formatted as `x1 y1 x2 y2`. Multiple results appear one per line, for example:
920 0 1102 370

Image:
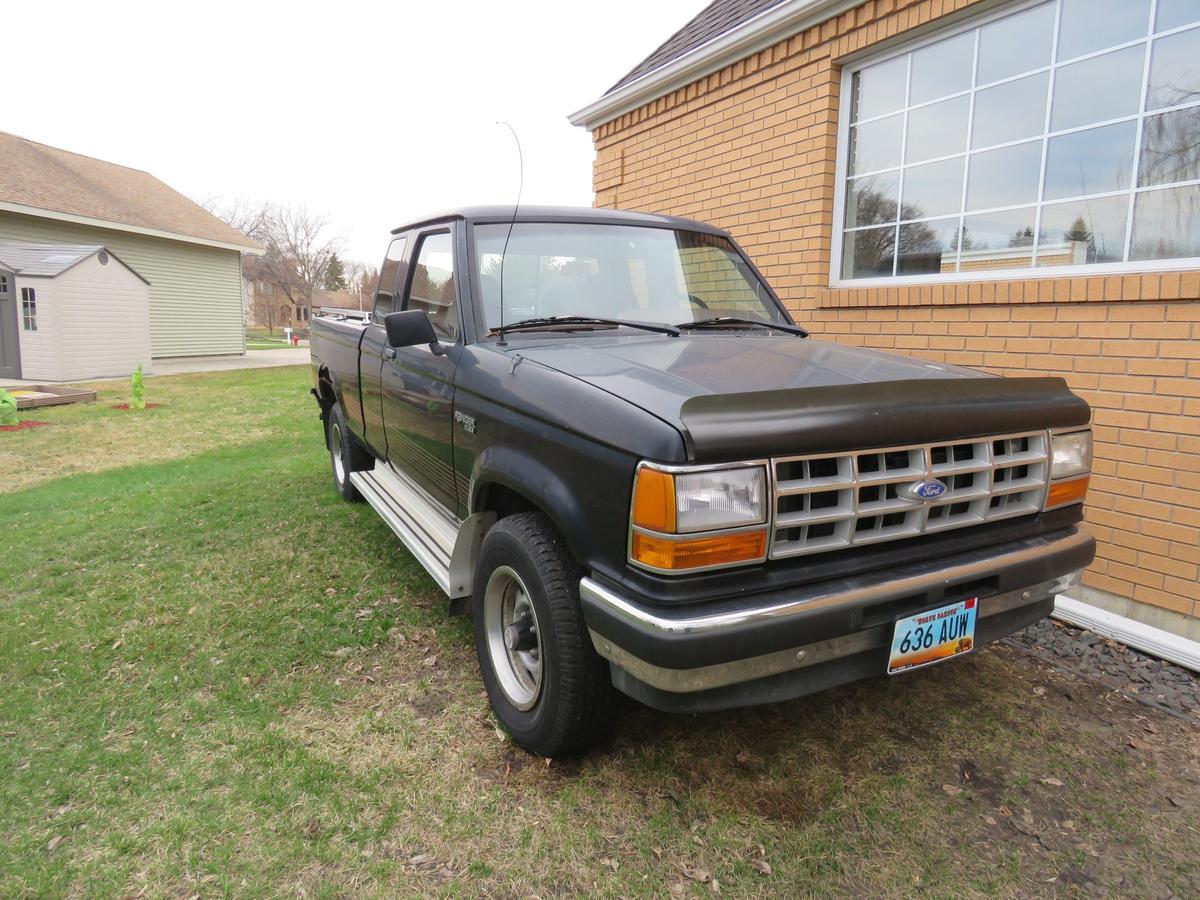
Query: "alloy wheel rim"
483 565 543 710
330 422 346 484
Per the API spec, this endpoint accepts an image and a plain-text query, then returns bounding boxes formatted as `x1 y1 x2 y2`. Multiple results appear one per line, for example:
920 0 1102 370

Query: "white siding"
0 211 246 357
15 277 60 381
55 254 152 381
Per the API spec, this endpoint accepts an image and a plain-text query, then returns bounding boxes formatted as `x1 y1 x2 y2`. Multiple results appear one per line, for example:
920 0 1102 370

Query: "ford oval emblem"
903 479 948 502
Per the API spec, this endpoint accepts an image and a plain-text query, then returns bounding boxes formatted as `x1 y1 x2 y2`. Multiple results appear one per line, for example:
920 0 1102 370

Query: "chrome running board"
349 464 492 600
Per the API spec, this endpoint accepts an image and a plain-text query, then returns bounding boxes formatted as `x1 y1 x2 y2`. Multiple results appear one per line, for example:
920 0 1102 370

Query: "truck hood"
512 333 977 405
512 334 1090 461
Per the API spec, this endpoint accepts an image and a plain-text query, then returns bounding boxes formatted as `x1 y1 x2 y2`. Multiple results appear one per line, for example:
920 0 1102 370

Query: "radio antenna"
495 121 523 347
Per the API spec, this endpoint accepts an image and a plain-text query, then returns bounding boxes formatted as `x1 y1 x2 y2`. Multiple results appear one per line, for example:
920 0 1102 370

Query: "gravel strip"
1005 617 1200 722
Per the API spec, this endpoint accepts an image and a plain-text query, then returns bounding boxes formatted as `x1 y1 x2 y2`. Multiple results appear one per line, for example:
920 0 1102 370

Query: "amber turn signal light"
632 467 676 533
631 529 767 570
1046 476 1089 509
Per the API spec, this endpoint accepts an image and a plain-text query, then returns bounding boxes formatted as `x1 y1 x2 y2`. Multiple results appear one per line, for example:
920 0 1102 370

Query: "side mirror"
384 310 444 354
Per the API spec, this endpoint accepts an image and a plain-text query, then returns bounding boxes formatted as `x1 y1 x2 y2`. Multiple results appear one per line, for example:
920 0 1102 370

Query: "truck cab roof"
389 205 727 236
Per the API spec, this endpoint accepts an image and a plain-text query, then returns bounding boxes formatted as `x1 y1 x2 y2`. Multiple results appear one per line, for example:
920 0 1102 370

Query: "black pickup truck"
310 206 1095 756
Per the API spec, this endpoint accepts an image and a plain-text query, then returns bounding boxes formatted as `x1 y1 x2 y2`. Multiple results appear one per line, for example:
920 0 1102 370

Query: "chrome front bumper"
581 526 1093 700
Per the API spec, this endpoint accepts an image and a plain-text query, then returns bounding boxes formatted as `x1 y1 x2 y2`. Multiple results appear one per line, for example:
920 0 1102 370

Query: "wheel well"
474 482 539 521
316 368 337 412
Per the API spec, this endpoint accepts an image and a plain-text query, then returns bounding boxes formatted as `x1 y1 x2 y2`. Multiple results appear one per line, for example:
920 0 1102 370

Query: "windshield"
473 222 787 331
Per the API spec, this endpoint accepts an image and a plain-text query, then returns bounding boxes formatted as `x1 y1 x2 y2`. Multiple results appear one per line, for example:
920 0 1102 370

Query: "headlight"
632 464 766 533
674 467 766 532
1050 430 1092 480
1046 429 1091 509
630 463 769 572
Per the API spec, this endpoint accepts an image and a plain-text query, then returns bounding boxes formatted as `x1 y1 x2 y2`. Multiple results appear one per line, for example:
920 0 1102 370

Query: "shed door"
0 270 19 379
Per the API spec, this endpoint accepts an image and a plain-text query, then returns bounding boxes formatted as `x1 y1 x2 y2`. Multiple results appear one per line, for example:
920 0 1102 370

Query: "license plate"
887 598 977 675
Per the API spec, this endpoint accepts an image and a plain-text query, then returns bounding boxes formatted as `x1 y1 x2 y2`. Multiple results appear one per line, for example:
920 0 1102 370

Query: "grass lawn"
246 340 292 351
2 366 1197 897
245 331 293 351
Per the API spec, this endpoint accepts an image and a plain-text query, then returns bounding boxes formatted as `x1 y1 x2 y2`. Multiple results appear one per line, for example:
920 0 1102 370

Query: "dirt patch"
273 635 1200 896
109 403 162 410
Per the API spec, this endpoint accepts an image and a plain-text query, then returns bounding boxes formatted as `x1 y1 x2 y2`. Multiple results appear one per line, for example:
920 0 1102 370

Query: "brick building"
572 0 1200 638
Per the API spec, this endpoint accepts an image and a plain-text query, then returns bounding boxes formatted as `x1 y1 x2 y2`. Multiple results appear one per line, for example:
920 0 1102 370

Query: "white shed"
0 243 151 382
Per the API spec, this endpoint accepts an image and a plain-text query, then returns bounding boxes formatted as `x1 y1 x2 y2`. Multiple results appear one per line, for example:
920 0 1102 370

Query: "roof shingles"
0 131 261 251
607 0 789 93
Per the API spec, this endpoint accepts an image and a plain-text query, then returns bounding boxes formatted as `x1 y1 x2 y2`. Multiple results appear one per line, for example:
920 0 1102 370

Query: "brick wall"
590 0 1200 619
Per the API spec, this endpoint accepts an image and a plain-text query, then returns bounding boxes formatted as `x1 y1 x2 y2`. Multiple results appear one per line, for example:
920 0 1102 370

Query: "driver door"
379 227 461 512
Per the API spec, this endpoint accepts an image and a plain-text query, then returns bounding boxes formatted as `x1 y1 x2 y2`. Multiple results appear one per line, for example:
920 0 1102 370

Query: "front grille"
770 432 1049 558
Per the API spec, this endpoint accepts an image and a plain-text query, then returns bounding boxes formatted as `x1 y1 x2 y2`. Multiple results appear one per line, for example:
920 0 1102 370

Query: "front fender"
470 444 600 564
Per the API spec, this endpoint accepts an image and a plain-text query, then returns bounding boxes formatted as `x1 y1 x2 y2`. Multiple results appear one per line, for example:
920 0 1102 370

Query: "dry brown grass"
0 368 289 494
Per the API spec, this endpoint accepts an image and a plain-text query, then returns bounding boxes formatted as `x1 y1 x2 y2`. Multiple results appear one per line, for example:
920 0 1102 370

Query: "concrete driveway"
0 349 310 388
149 348 310 376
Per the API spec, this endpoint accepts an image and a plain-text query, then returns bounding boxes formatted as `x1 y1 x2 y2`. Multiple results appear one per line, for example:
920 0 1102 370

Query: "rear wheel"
326 405 364 502
473 513 614 757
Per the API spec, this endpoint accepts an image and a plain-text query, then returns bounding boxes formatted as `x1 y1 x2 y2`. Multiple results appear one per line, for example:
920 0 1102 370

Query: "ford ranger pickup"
309 206 1095 757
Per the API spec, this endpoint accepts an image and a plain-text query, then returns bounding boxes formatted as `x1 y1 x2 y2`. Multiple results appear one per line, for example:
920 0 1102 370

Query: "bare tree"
268 205 344 309
207 198 345 322
344 260 380 312
201 195 272 242
250 290 284 335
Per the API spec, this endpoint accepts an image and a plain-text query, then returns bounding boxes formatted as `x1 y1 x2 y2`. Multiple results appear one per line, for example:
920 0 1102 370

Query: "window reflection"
1157 0 1200 32
843 226 897 278
905 96 969 163
1050 45 1145 131
1044 122 1137 200
910 32 974 104
845 173 901 227
897 218 964 273
977 2 1054 85
972 72 1049 149
1139 106 1200 185
902 157 966 219
960 208 1038 271
1147 28 1200 111
966 141 1043 211
1057 0 1150 61
1038 195 1129 264
839 0 1200 279
848 113 903 175
851 56 907 122
1130 184 1200 259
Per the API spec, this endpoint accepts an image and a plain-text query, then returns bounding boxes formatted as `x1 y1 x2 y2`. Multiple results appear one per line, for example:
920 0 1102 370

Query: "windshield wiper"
675 316 808 337
491 316 681 337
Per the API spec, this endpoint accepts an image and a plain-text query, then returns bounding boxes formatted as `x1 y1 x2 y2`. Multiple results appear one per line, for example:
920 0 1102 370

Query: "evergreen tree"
1063 215 1097 264
324 253 347 291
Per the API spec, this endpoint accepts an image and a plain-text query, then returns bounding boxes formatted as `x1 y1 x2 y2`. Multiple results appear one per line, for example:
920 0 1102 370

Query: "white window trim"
829 0 1200 289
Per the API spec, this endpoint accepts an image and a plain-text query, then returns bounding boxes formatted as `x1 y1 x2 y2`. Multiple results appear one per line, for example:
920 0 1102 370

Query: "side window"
406 231 459 341
373 236 408 319
21 287 37 331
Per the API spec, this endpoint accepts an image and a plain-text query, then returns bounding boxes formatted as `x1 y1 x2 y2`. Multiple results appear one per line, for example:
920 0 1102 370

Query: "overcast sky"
5 0 707 264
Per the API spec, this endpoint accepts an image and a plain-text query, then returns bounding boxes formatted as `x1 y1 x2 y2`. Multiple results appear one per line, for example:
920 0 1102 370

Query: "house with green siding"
0 131 262 378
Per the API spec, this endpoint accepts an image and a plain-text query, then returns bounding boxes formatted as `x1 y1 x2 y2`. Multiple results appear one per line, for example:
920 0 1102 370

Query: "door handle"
383 347 397 360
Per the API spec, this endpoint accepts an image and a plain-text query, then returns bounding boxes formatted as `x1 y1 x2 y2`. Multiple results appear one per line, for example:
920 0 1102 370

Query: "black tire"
326 404 368 503
472 513 615 757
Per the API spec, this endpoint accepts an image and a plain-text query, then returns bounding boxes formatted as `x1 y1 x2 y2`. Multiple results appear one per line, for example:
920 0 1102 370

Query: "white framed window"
833 0 1200 285
21 287 37 331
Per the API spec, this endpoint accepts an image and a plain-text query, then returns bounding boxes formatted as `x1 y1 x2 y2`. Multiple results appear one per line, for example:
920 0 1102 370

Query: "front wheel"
473 513 615 757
